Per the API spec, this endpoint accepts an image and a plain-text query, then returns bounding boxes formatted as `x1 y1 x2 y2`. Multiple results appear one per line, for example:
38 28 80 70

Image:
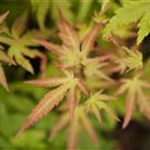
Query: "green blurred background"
0 0 150 150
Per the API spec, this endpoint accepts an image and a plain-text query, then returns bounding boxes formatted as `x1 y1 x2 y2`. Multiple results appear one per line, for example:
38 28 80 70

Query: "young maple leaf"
49 91 117 150
0 11 50 74
116 73 150 128
68 106 100 150
49 106 100 150
112 47 143 74
17 72 89 137
85 90 118 123
34 9 112 82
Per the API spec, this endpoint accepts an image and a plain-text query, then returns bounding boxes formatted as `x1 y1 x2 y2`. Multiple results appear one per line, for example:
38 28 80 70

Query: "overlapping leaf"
112 47 143 73
0 11 50 74
103 1 150 44
50 106 100 150
35 10 111 81
17 72 89 137
85 90 118 123
116 74 150 128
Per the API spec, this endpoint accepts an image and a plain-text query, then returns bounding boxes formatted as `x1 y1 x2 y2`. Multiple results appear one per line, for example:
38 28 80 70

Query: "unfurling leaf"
85 90 117 123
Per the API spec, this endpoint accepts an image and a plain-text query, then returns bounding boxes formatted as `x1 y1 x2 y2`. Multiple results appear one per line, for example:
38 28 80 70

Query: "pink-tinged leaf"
0 63 9 91
0 11 9 25
58 9 80 51
67 121 80 150
67 87 76 121
49 114 69 140
82 23 102 56
123 93 135 129
16 85 67 137
24 77 66 88
34 39 62 56
115 81 129 96
77 79 89 96
81 114 99 147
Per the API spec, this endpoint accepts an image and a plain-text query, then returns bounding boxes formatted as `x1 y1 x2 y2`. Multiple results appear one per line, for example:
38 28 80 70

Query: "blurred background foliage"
0 0 150 150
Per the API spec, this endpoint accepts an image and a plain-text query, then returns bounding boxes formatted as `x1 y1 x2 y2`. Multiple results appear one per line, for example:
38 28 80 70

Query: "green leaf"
103 1 150 44
137 11 150 44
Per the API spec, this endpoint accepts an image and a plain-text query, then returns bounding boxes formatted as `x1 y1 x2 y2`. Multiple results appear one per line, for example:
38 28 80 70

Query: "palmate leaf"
50 90 117 150
35 10 111 82
50 106 99 150
116 74 150 128
85 90 118 123
103 1 150 44
0 12 49 74
68 106 100 149
17 73 89 137
35 9 101 62
113 47 143 73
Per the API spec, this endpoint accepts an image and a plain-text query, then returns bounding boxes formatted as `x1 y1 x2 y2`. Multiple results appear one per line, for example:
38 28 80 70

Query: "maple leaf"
49 90 117 150
112 47 143 74
35 10 112 82
116 73 150 128
0 11 50 74
85 90 118 123
50 106 100 150
17 72 89 137
103 1 150 44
